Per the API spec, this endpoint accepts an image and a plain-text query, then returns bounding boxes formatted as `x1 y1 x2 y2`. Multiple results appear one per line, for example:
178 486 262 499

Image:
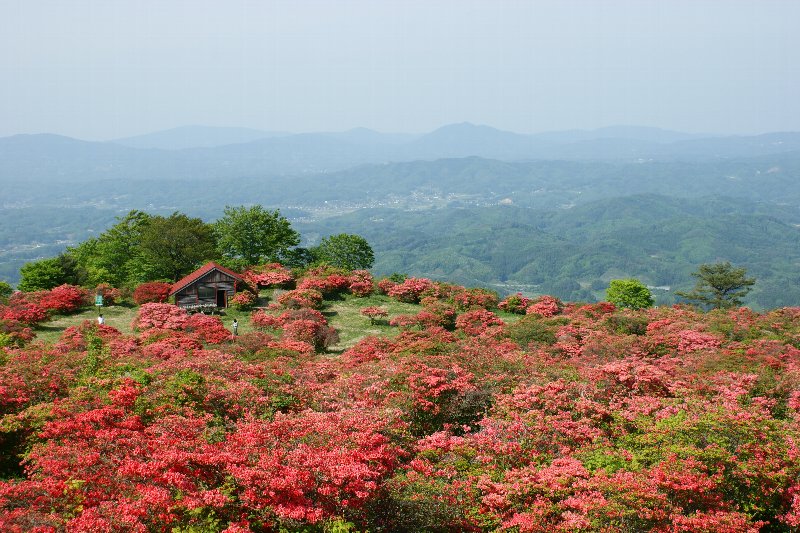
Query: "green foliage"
213 205 300 266
17 254 84 291
139 212 218 281
606 278 654 310
68 210 152 287
0 281 12 302
312 233 375 271
676 261 756 309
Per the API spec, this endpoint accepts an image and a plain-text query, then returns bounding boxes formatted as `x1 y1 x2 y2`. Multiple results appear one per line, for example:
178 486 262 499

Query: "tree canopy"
676 261 756 309
312 233 375 271
139 213 218 282
69 210 152 287
213 205 300 267
605 278 654 310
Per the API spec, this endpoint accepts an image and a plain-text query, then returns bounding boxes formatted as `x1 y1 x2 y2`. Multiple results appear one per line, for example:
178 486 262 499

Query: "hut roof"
170 262 243 296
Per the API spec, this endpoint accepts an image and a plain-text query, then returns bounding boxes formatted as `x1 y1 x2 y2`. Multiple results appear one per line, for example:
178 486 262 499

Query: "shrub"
455 309 505 336
348 270 374 297
361 306 389 325
277 289 324 310
452 288 499 311
499 293 534 314
229 290 257 311
132 282 172 305
37 284 90 314
242 263 294 288
183 314 232 344
388 278 434 303
526 295 563 317
132 303 188 331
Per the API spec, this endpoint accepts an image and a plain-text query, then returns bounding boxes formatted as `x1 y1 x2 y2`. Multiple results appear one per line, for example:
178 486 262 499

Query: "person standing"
232 318 238 336
97 314 105 325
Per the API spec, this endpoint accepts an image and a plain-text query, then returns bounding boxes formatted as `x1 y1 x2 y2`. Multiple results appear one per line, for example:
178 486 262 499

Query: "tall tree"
213 205 300 267
676 262 755 309
312 234 375 271
69 210 152 287
606 278 654 310
139 212 218 281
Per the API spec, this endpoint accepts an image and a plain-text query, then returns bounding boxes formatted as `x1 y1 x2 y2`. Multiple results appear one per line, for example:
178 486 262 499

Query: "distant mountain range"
3 123 800 184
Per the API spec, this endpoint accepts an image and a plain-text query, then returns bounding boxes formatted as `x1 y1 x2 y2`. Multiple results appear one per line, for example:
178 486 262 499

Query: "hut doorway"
216 289 227 308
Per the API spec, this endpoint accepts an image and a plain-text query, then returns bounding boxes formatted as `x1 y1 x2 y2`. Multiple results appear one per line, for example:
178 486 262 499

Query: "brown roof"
170 262 243 295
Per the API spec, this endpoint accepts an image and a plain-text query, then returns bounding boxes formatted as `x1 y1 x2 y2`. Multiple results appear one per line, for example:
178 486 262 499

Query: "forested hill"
296 194 800 309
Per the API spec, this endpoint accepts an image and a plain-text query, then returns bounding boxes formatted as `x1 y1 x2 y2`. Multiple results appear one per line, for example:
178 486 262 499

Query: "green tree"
69 210 152 287
312 234 375 271
139 212 218 281
213 205 300 267
606 278 654 310
18 257 67 291
676 261 756 310
17 254 86 292
0 281 13 302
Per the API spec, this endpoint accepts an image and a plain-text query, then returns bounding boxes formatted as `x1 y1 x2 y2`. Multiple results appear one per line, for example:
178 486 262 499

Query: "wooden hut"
170 262 243 311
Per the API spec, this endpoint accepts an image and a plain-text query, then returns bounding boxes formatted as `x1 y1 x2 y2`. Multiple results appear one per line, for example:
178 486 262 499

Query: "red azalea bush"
361 306 388 324
131 302 188 331
388 277 435 303
277 288 324 309
376 278 397 295
527 295 564 317
36 284 90 314
229 290 256 310
242 262 294 288
348 270 374 297
183 313 232 344
452 287 499 311
132 282 172 304
455 309 505 336
296 265 351 296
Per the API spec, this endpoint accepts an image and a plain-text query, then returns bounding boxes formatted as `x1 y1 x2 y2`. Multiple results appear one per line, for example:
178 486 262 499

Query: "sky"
1 0 798 140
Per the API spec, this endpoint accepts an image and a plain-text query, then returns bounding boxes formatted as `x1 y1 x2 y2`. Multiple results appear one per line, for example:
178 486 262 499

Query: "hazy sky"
1 0 798 140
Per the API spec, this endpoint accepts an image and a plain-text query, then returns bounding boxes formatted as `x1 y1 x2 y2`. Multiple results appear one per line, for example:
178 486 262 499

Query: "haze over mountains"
3 123 800 185
2 122 800 309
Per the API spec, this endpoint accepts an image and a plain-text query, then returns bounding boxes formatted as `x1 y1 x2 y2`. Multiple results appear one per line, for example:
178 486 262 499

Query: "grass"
323 294 419 351
34 304 138 344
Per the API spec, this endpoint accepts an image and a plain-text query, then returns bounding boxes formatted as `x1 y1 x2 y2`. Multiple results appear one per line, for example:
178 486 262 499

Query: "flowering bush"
527 295 564 317
242 262 294 288
348 270 374 297
36 284 90 314
376 278 398 295
452 287 499 311
388 277 435 303
183 313 232 344
229 290 257 310
132 282 172 304
277 288 324 309
361 306 389 325
455 309 505 336
131 302 188 331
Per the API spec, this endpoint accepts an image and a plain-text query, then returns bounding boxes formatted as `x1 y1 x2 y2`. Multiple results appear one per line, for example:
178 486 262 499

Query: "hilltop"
1 266 800 531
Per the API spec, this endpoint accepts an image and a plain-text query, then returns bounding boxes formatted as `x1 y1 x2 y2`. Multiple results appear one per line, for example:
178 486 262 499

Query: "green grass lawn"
323 294 419 351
